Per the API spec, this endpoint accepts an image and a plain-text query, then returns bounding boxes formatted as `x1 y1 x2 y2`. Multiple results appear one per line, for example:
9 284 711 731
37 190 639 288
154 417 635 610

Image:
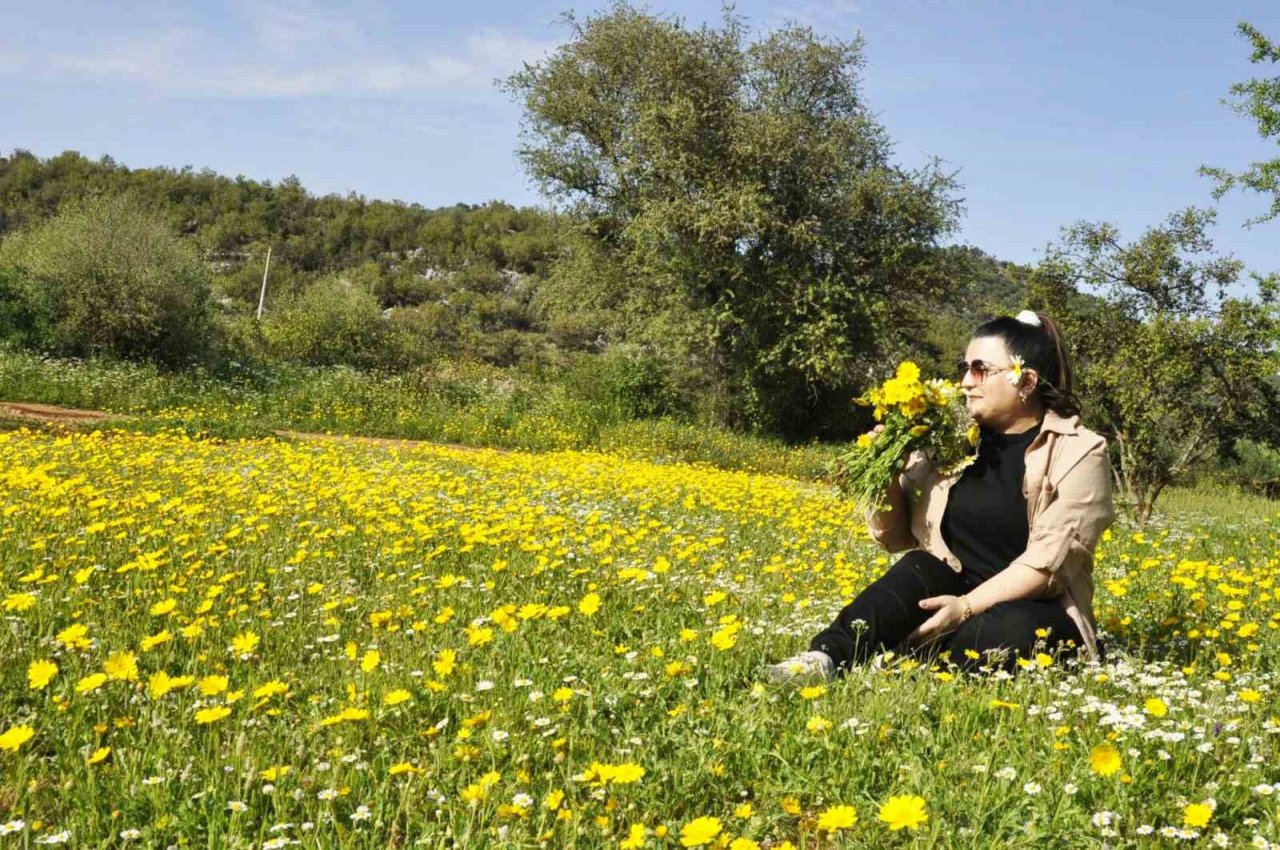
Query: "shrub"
261 274 398 369
1220 439 1280 498
0 193 214 365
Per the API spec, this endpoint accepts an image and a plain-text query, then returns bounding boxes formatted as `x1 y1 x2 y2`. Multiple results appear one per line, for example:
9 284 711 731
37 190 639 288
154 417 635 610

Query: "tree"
1029 208 1280 523
0 192 213 365
504 3 960 437
1200 22 1280 224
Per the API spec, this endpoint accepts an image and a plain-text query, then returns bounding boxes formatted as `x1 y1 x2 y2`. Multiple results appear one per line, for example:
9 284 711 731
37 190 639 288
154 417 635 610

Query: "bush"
1220 439 1280 498
0 193 214 365
261 274 404 369
561 346 693 422
0 266 49 347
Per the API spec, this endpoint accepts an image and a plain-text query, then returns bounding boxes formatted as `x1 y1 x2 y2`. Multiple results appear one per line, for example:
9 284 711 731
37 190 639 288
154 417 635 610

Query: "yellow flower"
56 622 92 651
607 763 645 784
433 648 457 677
729 839 760 850
878 795 927 831
318 707 369 727
198 675 228 696
28 659 58 690
383 689 412 707
194 705 232 725
1239 689 1262 704
710 625 740 651
817 804 858 831
1144 697 1168 718
0 724 35 752
252 680 289 700
103 651 139 682
3 592 37 612
544 790 564 811
360 650 380 673
619 823 647 849
140 630 173 652
806 715 833 734
679 816 722 847
149 598 177 616
86 746 111 765
578 592 601 616
231 631 260 656
799 685 826 700
388 762 418 776
148 671 177 699
76 672 108 694
260 765 290 781
1089 743 1122 777
1183 802 1213 828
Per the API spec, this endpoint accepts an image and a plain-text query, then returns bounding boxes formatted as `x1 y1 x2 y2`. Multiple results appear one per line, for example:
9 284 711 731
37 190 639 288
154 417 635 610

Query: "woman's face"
960 336 1033 428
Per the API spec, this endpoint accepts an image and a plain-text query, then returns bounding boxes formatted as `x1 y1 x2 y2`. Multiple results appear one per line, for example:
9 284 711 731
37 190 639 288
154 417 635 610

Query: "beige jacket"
865 408 1116 661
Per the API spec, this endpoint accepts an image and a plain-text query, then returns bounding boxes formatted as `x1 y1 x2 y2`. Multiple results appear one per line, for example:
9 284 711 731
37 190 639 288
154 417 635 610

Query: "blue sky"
5 0 1280 279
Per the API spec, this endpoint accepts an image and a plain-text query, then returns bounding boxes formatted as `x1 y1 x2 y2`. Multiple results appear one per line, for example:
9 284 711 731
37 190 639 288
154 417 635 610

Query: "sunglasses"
955 359 1014 383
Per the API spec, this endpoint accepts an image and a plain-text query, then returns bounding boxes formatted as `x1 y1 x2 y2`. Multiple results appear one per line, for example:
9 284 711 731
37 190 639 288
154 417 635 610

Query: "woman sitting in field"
766 310 1116 681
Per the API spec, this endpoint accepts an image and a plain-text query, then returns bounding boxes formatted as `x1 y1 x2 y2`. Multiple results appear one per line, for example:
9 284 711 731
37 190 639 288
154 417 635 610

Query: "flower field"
1 427 1278 848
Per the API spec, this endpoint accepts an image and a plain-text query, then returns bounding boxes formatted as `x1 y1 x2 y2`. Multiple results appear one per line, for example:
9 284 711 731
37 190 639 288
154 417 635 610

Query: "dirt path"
0 401 120 423
0 400 495 454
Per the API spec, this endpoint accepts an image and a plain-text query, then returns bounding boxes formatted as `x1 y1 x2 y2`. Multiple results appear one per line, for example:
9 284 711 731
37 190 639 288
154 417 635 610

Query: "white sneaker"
763 650 835 684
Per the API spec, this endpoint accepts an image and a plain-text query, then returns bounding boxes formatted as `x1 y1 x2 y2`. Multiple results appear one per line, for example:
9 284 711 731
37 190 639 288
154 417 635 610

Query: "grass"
0 423 1277 847
0 349 841 479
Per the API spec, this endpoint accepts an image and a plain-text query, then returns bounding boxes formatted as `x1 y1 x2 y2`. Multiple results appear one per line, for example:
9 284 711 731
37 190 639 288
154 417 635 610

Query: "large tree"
1201 22 1280 223
1029 208 1280 523
504 3 961 437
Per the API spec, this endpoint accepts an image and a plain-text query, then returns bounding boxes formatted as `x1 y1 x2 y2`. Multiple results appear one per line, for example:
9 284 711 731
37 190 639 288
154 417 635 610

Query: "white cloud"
6 9 558 100
767 1 862 30
49 28 195 85
242 1 366 55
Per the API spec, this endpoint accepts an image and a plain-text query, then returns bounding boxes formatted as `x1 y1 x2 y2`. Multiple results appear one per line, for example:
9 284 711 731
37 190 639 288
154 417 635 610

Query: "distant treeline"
0 148 1028 424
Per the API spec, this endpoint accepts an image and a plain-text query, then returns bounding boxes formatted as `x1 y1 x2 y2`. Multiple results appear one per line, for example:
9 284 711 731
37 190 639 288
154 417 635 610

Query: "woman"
766 310 1116 681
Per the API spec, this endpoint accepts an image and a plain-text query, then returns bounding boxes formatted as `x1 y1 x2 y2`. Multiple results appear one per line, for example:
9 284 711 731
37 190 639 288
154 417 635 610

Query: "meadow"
0 422 1277 849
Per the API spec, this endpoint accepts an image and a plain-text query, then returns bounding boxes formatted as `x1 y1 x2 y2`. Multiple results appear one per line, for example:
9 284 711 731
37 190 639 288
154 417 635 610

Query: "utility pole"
256 246 273 320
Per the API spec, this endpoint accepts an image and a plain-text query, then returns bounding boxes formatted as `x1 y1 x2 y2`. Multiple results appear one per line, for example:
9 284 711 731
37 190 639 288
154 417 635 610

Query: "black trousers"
808 550 1087 673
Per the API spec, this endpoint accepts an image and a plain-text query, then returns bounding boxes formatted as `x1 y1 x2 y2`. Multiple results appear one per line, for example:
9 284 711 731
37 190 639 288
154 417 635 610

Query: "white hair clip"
1015 310 1041 327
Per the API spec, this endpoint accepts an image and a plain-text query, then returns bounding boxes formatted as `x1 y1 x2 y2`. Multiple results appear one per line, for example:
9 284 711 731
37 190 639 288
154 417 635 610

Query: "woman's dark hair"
973 312 1082 419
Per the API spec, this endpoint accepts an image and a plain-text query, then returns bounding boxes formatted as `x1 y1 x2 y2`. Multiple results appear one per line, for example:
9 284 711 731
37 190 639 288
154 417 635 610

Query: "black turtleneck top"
941 419 1043 583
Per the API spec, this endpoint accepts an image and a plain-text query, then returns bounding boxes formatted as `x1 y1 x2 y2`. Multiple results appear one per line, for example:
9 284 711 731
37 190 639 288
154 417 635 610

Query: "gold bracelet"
959 596 973 622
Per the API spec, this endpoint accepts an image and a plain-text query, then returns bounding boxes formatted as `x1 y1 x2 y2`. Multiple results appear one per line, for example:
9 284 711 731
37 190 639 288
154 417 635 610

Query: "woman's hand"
904 595 969 648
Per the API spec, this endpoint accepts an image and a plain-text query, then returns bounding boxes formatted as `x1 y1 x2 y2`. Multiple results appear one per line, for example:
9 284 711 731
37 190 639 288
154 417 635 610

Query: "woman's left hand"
904 595 968 648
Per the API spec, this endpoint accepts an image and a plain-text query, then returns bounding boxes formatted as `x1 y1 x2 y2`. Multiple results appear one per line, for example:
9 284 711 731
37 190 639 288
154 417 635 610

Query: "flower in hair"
1015 310 1041 327
1006 354 1024 387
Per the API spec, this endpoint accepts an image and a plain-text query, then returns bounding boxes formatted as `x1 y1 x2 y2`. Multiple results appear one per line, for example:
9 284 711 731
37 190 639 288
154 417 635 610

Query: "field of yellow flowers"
1 427 1277 848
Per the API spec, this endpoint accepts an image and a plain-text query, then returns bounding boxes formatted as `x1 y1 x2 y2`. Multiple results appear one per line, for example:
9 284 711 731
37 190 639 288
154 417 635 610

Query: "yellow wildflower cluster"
0 424 1278 846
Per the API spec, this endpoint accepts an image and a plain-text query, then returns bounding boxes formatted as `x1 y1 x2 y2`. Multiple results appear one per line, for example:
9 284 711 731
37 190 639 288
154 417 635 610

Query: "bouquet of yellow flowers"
826 361 978 512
